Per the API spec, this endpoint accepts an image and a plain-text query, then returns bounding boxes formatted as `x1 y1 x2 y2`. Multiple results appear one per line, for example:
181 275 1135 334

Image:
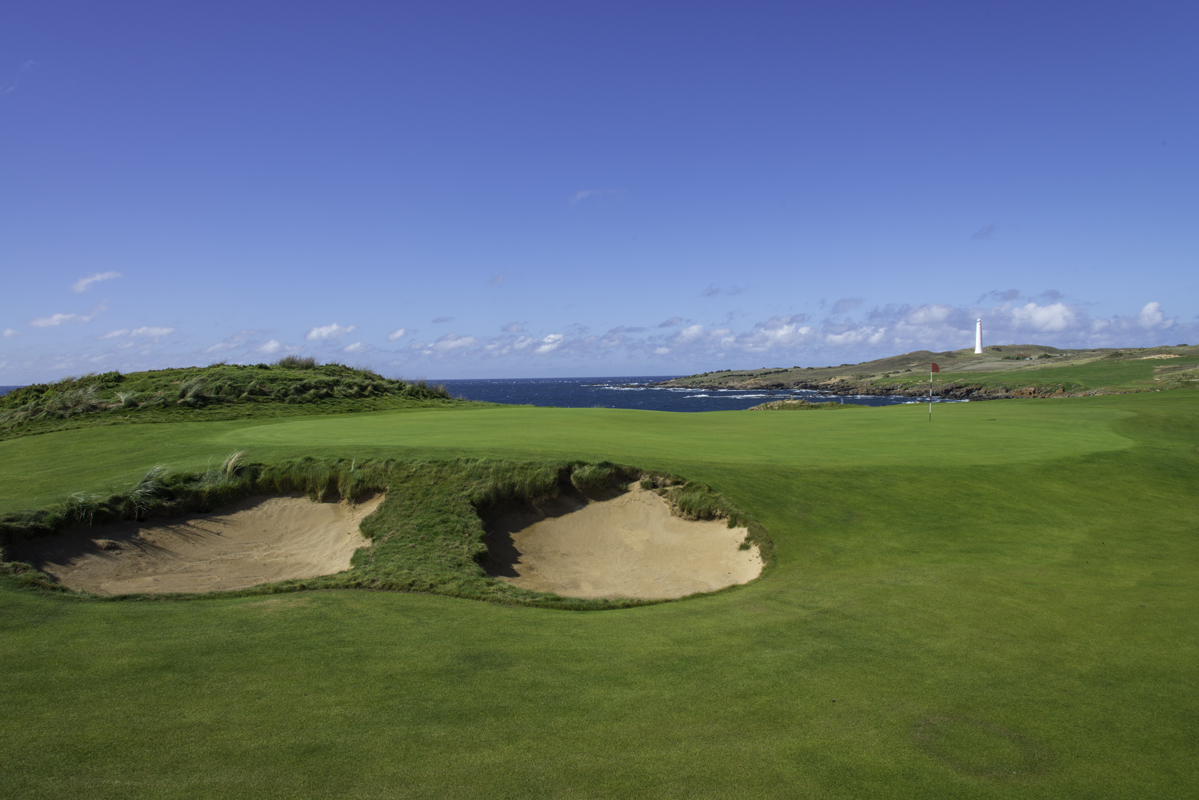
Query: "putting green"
225 400 1131 468
0 399 1130 515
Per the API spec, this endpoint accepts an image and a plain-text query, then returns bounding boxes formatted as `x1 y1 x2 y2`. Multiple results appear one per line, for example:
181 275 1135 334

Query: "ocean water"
438 376 948 412
0 379 954 411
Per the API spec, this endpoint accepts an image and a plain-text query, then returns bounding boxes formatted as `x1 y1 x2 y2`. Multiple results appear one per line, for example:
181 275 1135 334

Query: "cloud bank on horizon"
2 4 1197 383
2 287 1192 384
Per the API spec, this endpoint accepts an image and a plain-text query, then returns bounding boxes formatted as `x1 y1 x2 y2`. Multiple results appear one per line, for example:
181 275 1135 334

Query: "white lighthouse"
974 319 984 354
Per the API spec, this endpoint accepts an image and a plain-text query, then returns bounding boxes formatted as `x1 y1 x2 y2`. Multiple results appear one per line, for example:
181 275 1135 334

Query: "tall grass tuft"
126 465 169 519
115 391 141 408
274 355 318 369
222 450 247 476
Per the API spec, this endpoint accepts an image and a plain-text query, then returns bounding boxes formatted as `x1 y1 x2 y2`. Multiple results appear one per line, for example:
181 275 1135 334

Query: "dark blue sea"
437 376 945 412
1 379 952 411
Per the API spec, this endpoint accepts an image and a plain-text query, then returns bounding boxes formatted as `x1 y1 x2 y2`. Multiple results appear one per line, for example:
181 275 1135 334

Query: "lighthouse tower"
974 319 984 354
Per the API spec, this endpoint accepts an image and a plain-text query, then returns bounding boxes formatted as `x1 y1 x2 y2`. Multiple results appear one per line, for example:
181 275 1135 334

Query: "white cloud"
129 326 174 339
1137 301 1172 329
738 315 813 352
3 328 19 337
30 303 106 327
490 273 505 286
424 333 477 355
202 329 269 354
2 60 36 96
32 313 82 328
570 189 617 205
99 329 129 339
702 284 746 298
831 297 863 315
305 322 356 341
1010 302 1076 333
258 340 284 354
904 304 954 326
72 271 121 293
387 327 407 341
270 295 1193 374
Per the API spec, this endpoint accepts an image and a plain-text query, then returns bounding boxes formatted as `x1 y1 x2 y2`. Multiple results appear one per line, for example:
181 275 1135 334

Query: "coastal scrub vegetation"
660 343 1199 400
0 359 458 439
747 399 859 411
0 456 768 608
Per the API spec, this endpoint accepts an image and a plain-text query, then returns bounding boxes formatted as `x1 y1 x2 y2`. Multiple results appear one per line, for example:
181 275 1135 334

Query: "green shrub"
275 355 318 369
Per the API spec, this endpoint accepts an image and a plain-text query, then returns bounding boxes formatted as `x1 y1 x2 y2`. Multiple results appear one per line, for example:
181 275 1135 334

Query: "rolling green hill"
662 343 1199 399
0 358 459 440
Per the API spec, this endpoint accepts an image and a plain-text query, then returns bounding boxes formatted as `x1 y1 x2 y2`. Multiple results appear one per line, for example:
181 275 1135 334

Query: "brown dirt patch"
485 485 761 599
13 493 382 595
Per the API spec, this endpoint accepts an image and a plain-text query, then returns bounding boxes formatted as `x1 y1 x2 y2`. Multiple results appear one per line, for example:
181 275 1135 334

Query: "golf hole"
483 483 762 599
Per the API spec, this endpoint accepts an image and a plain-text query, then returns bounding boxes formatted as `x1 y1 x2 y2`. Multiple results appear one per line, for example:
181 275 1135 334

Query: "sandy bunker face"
485 485 762 600
16 493 382 596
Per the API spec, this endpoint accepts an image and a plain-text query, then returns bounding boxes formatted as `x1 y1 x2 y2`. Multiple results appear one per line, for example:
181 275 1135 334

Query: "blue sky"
3 1 1196 383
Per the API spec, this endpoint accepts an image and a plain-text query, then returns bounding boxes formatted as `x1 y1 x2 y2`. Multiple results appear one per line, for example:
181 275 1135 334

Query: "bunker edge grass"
1 456 768 609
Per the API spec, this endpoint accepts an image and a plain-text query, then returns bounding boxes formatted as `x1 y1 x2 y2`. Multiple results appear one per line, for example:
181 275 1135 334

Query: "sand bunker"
15 493 382 595
485 485 762 599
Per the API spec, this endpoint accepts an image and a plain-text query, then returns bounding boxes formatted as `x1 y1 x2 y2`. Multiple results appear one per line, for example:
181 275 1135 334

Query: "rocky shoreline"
651 378 1144 401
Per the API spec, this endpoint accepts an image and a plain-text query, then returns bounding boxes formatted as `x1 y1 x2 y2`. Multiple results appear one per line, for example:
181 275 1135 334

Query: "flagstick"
928 368 932 422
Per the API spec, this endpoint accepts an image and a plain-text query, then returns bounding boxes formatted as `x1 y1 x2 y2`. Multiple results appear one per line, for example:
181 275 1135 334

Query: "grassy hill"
0 357 459 439
662 343 1199 398
1 389 1196 797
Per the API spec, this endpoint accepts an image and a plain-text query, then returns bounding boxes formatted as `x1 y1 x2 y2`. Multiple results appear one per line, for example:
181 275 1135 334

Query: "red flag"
930 363 940 373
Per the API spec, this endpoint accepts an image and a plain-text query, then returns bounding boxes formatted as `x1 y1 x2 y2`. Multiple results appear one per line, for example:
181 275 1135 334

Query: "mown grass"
0 400 1134 515
893 354 1199 393
0 392 1196 798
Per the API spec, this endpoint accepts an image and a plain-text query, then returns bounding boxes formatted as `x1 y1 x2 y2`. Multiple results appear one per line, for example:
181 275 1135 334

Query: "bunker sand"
18 494 381 595
486 485 761 599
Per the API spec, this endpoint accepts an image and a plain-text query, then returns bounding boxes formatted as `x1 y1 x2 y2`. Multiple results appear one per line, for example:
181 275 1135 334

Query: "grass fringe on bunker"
0 457 770 609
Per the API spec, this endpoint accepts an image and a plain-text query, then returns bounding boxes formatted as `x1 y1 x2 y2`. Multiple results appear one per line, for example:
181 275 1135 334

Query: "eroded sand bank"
16 493 382 595
486 485 761 599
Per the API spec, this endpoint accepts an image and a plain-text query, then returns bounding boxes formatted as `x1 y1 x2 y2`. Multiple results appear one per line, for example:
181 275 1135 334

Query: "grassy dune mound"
663 342 1199 398
0 456 768 609
747 399 858 411
0 357 456 438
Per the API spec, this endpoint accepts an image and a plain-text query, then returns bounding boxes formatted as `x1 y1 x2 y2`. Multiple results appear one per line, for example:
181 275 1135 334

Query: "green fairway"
2 392 1197 798
0 399 1134 515
894 355 1199 392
